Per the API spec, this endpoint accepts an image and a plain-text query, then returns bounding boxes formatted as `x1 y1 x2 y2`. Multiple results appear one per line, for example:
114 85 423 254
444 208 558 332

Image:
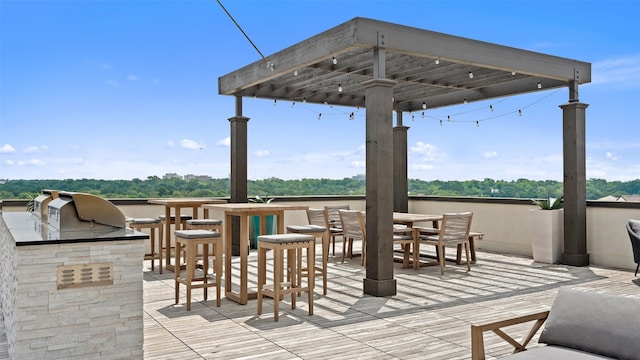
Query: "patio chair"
627 219 640 276
338 209 366 265
418 212 473 274
324 205 349 256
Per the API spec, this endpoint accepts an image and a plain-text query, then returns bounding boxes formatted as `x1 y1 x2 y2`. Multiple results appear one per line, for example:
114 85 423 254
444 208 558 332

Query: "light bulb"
537 81 542 89
291 101 295 108
518 109 522 116
468 71 474 79
349 112 354 120
435 58 440 65
490 105 494 112
439 119 443 126
447 115 451 121
476 121 479 127
332 56 337 65
421 111 425 119
273 99 277 106
302 97 306 103
463 98 468 104
293 70 298 76
511 71 516 75
422 101 427 109
411 114 415 121
338 84 343 92
317 113 322 120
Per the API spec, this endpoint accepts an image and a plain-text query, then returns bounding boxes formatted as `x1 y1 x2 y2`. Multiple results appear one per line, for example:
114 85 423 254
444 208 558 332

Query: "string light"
293 70 298 76
338 83 343 92
273 99 277 106
519 109 523 116
349 112 354 120
435 58 440 65
440 119 443 126
447 115 451 121
291 101 295 108
422 101 427 109
489 105 494 112
421 111 425 119
468 71 474 79
412 114 415 121
332 56 337 65
303 97 307 103
463 98 468 104
537 81 542 89
317 113 322 120
512 71 516 75
476 120 479 127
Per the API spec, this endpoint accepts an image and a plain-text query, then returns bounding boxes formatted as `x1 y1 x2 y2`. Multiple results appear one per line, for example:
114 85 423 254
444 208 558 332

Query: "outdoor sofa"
471 287 640 359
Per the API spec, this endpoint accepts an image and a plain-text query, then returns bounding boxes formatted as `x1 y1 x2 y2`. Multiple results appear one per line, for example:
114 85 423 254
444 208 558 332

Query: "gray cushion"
174 229 221 239
500 345 612 359
539 287 640 360
287 225 326 233
187 219 222 225
258 234 314 243
130 217 160 224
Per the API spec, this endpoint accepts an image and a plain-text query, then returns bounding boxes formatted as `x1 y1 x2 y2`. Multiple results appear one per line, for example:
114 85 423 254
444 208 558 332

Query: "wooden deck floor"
2 247 639 359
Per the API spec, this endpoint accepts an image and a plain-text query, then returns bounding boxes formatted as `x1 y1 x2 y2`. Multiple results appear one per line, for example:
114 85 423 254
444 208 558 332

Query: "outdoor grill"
45 191 126 239
33 189 59 219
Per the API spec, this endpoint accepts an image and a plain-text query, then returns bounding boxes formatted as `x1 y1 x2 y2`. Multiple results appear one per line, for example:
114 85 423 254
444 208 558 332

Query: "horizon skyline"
2 1 639 182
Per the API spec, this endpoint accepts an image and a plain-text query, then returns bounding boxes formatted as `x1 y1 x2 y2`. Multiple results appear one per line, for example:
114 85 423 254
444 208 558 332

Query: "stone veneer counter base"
0 212 147 360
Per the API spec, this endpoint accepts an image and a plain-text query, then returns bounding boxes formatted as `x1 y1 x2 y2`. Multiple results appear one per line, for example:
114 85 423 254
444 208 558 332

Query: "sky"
1 0 639 182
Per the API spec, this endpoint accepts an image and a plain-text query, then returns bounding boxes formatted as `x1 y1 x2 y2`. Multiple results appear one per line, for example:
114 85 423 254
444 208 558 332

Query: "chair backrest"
307 208 327 227
627 219 640 263
439 212 473 244
325 205 350 227
338 209 365 241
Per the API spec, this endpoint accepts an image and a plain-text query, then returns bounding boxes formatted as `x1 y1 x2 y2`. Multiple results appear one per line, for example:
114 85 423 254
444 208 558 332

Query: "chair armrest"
471 311 549 360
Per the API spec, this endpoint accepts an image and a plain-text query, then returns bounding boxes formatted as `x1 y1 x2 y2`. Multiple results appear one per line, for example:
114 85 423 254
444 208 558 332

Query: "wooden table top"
204 203 308 213
148 198 227 206
392 212 442 224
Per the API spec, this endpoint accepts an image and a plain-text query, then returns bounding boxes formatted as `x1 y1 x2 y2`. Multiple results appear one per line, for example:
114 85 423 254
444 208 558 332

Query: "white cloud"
255 150 270 157
0 144 16 154
409 142 445 161
606 152 618 161
3 160 14 166
18 159 45 166
24 145 48 154
100 63 113 70
482 151 498 159
350 160 365 168
217 137 231 147
127 75 138 81
106 79 119 87
167 140 175 147
413 164 435 171
592 55 640 87
180 139 205 150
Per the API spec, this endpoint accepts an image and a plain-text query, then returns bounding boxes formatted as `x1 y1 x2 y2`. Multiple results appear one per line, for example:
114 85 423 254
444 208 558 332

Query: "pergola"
218 17 591 296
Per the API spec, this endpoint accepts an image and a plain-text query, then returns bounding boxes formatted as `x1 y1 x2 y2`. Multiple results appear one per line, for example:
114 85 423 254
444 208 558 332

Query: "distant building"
163 173 182 180
597 195 640 202
184 174 212 181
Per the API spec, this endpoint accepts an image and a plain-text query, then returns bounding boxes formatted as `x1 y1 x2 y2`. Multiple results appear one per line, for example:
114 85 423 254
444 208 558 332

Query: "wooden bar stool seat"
185 218 223 231
174 229 223 310
286 224 329 295
257 233 315 322
129 217 163 274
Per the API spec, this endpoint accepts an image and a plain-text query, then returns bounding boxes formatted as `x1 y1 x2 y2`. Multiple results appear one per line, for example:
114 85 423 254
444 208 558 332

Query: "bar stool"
129 217 163 274
174 229 223 310
286 224 329 295
257 234 315 322
159 215 193 269
185 218 223 231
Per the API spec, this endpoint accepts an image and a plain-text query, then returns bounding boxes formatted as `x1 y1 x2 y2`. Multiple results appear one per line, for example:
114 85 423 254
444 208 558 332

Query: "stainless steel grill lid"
47 191 125 231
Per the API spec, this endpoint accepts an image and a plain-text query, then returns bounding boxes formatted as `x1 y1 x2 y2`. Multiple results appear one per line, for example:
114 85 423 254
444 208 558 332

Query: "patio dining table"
148 198 226 272
204 203 309 305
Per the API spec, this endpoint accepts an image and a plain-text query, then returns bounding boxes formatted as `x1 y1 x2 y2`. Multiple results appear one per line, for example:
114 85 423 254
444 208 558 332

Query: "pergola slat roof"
219 17 591 111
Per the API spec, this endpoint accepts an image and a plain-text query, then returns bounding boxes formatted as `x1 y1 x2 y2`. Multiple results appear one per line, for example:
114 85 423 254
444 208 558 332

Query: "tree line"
1 176 639 201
